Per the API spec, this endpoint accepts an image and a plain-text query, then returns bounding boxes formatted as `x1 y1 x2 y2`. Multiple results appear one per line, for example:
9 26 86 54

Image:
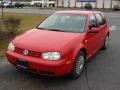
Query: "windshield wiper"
47 29 66 32
37 27 66 32
36 27 46 30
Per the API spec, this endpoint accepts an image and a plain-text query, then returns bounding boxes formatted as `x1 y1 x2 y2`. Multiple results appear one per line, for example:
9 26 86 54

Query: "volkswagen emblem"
23 50 29 56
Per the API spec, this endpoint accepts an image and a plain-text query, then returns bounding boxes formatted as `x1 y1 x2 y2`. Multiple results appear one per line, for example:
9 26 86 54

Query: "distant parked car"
6 4 14 8
2 3 14 8
2 3 10 8
14 2 24 8
84 3 92 10
34 3 42 7
49 3 55 7
113 5 120 11
23 2 31 7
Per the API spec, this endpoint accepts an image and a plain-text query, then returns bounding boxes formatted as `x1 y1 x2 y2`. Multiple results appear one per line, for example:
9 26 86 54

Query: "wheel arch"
73 47 87 62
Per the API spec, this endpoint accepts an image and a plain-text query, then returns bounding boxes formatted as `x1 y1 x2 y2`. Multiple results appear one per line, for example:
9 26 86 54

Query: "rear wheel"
102 35 109 50
70 51 85 79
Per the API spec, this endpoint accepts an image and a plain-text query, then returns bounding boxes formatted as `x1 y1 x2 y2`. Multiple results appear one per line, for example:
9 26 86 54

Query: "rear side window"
95 13 105 26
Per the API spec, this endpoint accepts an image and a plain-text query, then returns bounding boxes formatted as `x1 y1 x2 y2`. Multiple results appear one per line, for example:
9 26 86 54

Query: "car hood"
13 29 84 52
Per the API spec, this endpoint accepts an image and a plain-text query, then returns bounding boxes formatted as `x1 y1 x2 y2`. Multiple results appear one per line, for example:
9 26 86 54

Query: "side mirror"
89 22 98 30
88 28 100 33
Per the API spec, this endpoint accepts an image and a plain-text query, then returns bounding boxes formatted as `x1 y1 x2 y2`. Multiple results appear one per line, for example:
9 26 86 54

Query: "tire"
102 35 109 50
70 51 85 79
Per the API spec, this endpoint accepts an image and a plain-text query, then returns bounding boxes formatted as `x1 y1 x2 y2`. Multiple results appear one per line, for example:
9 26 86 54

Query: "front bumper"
6 50 73 76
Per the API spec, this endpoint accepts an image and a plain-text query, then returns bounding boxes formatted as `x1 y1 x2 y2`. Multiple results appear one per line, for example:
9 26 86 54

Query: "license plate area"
16 59 28 69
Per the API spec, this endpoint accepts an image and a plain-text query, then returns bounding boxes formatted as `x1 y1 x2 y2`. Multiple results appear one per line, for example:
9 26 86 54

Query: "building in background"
0 0 119 8
57 0 119 8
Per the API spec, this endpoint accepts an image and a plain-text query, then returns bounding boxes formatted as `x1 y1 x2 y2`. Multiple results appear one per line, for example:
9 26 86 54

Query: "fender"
72 43 86 62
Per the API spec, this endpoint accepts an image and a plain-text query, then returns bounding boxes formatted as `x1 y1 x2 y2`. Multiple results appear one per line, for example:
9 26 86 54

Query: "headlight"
8 43 15 51
42 52 60 60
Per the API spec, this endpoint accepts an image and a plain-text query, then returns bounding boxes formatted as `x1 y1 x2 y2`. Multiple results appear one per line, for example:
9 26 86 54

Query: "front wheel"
70 51 85 79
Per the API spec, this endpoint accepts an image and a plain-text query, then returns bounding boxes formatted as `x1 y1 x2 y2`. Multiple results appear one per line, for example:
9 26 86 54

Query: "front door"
86 14 101 59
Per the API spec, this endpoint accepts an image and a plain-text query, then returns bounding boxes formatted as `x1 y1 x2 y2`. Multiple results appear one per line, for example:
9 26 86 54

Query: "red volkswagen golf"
6 11 109 78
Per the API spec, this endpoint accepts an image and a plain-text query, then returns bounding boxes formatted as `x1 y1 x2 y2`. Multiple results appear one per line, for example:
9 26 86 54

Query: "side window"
89 15 98 29
95 13 105 26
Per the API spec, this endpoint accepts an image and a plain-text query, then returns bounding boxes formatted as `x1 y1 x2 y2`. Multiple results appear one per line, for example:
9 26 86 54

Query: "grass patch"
3 13 48 33
0 13 48 56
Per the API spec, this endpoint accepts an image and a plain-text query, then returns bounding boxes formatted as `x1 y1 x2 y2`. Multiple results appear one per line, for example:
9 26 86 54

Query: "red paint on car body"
6 11 109 76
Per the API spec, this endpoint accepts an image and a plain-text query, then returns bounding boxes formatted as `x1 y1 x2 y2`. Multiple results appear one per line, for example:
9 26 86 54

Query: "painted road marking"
104 13 120 18
109 25 120 31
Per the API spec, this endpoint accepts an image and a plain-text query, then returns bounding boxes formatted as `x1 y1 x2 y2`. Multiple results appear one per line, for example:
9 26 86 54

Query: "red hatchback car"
6 11 109 78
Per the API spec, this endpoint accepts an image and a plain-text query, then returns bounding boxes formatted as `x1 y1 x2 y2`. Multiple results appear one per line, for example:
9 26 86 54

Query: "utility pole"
56 0 58 7
102 0 105 9
0 0 3 32
68 0 70 8
95 0 98 9
118 0 120 7
110 0 113 9
81 2 83 8
1 0 3 19
74 0 77 8
62 0 64 7
11 0 13 5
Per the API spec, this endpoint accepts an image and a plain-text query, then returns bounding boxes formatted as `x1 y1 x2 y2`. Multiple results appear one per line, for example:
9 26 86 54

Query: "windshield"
37 13 86 33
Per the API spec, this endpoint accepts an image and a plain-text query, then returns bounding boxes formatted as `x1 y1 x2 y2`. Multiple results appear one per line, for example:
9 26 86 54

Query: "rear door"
95 13 107 46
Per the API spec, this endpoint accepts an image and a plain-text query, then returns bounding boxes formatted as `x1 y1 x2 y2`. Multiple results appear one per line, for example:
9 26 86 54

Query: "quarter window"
95 14 105 26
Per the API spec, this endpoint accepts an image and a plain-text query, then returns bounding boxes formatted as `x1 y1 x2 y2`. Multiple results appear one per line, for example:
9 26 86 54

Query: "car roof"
55 10 103 16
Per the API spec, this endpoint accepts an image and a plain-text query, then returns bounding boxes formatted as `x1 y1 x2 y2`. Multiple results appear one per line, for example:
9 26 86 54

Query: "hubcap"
105 36 109 48
76 55 84 75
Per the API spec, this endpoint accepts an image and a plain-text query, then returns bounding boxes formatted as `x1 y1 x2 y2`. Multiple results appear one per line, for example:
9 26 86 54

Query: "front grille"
15 47 24 54
28 50 41 57
15 47 41 57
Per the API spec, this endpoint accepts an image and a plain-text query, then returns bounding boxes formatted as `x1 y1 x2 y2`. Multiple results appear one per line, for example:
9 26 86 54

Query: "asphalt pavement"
0 9 120 90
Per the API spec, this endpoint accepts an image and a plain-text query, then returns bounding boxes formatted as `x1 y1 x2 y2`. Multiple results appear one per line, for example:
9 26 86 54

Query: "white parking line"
109 25 120 31
104 12 120 16
104 13 120 18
